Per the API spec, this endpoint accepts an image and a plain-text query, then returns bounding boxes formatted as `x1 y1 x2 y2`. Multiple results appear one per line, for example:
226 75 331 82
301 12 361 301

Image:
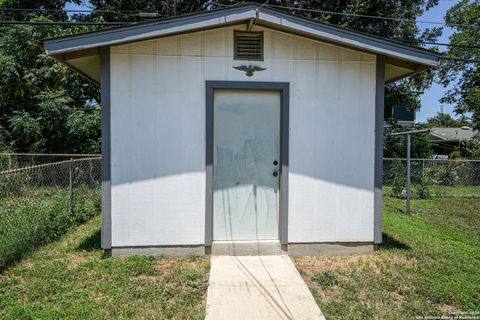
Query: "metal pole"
69 158 74 215
422 159 425 183
406 134 411 214
390 129 430 214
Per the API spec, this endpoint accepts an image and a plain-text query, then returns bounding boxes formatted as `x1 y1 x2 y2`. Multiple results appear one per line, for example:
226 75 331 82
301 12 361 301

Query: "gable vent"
234 31 264 61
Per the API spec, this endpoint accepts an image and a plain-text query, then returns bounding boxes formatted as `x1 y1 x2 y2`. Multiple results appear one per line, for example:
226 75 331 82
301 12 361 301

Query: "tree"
83 0 205 22
209 0 441 117
426 111 472 127
82 0 443 134
465 137 480 159
0 0 442 153
438 0 480 130
383 121 433 159
0 1 100 153
0 1 207 153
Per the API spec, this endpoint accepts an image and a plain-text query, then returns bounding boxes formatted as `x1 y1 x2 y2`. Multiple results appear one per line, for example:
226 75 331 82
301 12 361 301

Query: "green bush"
0 187 101 271
414 167 435 199
0 172 31 198
391 160 406 199
74 188 101 224
435 163 459 186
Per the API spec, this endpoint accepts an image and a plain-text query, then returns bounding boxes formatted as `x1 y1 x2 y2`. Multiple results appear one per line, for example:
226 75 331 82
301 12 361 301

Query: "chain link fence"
0 153 101 172
1 154 479 269
383 158 480 215
0 157 101 271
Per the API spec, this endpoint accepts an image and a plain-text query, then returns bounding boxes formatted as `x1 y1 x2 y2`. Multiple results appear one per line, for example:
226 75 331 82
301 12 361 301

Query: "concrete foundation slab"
107 246 205 257
105 242 375 257
205 256 325 320
288 242 374 256
211 240 286 256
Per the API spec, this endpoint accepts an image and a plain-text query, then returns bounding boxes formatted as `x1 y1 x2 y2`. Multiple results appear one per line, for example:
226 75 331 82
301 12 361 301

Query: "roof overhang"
44 3 440 84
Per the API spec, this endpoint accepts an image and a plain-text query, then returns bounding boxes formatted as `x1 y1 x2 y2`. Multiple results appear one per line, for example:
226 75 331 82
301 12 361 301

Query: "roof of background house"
43 2 440 84
430 127 477 142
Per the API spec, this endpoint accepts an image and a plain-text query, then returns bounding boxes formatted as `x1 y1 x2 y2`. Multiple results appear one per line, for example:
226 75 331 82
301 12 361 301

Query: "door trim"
205 81 290 246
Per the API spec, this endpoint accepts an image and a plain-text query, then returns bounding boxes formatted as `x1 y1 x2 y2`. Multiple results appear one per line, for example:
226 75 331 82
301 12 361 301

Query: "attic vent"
234 31 264 61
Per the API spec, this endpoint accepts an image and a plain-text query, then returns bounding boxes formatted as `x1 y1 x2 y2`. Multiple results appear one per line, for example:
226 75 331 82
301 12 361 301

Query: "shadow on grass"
0 252 26 274
384 203 408 214
77 229 101 251
380 232 411 250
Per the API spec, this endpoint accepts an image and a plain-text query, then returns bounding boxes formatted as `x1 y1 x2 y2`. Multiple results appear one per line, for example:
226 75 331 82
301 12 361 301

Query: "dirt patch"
66 254 88 270
293 253 417 288
20 261 34 270
293 255 364 277
155 257 209 273
91 291 113 304
155 258 177 274
437 303 461 315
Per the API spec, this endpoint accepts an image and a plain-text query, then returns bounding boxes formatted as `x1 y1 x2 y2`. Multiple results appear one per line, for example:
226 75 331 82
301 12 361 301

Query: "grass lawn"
294 194 480 319
383 185 480 199
0 215 210 320
1 183 478 319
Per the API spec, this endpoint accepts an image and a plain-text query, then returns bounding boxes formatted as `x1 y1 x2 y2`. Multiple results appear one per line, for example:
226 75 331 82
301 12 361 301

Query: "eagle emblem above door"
233 65 267 77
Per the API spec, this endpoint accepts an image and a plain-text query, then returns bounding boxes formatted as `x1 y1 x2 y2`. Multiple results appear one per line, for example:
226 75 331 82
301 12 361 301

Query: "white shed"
44 4 439 256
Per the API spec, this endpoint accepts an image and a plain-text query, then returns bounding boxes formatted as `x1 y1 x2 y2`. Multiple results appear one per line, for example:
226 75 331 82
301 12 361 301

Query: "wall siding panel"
110 25 376 246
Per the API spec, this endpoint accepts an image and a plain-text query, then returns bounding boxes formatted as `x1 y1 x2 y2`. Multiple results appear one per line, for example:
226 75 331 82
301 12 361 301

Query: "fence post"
69 158 74 215
390 129 429 214
406 134 411 214
422 159 425 182
8 154 11 170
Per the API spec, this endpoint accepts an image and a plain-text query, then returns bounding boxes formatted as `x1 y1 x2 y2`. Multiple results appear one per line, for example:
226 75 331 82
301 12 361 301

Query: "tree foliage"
0 0 445 154
85 0 205 21
426 111 472 127
89 0 443 114
384 121 433 159
465 137 480 159
438 0 480 130
0 0 100 153
211 0 441 114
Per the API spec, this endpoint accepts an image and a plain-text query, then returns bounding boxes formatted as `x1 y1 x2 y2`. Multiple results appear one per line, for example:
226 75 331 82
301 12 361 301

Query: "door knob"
273 171 278 177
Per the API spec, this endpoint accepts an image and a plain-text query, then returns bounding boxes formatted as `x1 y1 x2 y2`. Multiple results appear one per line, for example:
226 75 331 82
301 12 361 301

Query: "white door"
213 89 281 241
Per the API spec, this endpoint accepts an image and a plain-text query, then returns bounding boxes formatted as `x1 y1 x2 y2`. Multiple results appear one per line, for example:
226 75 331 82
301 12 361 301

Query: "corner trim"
374 55 385 244
100 46 112 249
205 81 290 246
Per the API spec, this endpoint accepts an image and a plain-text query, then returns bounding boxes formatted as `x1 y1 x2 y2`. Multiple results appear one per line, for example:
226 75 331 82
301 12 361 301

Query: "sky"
66 0 462 124
417 0 458 123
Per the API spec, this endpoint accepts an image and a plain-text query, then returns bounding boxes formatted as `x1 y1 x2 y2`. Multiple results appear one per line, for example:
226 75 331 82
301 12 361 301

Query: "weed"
311 269 340 289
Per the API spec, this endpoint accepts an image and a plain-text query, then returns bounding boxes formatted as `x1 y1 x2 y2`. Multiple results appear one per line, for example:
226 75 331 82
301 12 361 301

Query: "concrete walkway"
205 256 326 320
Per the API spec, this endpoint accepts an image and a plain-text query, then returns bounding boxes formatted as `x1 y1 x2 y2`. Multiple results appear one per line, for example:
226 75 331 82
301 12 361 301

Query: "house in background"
385 105 416 127
429 127 476 155
44 4 439 256
393 105 416 127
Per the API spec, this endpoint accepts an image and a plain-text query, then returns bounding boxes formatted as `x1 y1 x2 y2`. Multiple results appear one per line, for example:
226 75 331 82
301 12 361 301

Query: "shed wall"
109 25 376 247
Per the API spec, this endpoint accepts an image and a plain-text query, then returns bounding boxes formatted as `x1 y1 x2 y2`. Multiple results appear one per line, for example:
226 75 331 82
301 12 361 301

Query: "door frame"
205 81 290 246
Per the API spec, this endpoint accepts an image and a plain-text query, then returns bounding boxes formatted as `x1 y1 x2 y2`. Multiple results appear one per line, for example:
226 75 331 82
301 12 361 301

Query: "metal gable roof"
44 3 440 84
44 3 439 64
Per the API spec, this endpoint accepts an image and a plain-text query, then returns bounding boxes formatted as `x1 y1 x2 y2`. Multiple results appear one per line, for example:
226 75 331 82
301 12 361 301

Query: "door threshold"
211 240 286 256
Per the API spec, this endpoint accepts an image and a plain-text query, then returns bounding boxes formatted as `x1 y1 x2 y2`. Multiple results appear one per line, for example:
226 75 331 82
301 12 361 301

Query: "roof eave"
44 5 260 55
385 64 432 84
44 4 440 69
